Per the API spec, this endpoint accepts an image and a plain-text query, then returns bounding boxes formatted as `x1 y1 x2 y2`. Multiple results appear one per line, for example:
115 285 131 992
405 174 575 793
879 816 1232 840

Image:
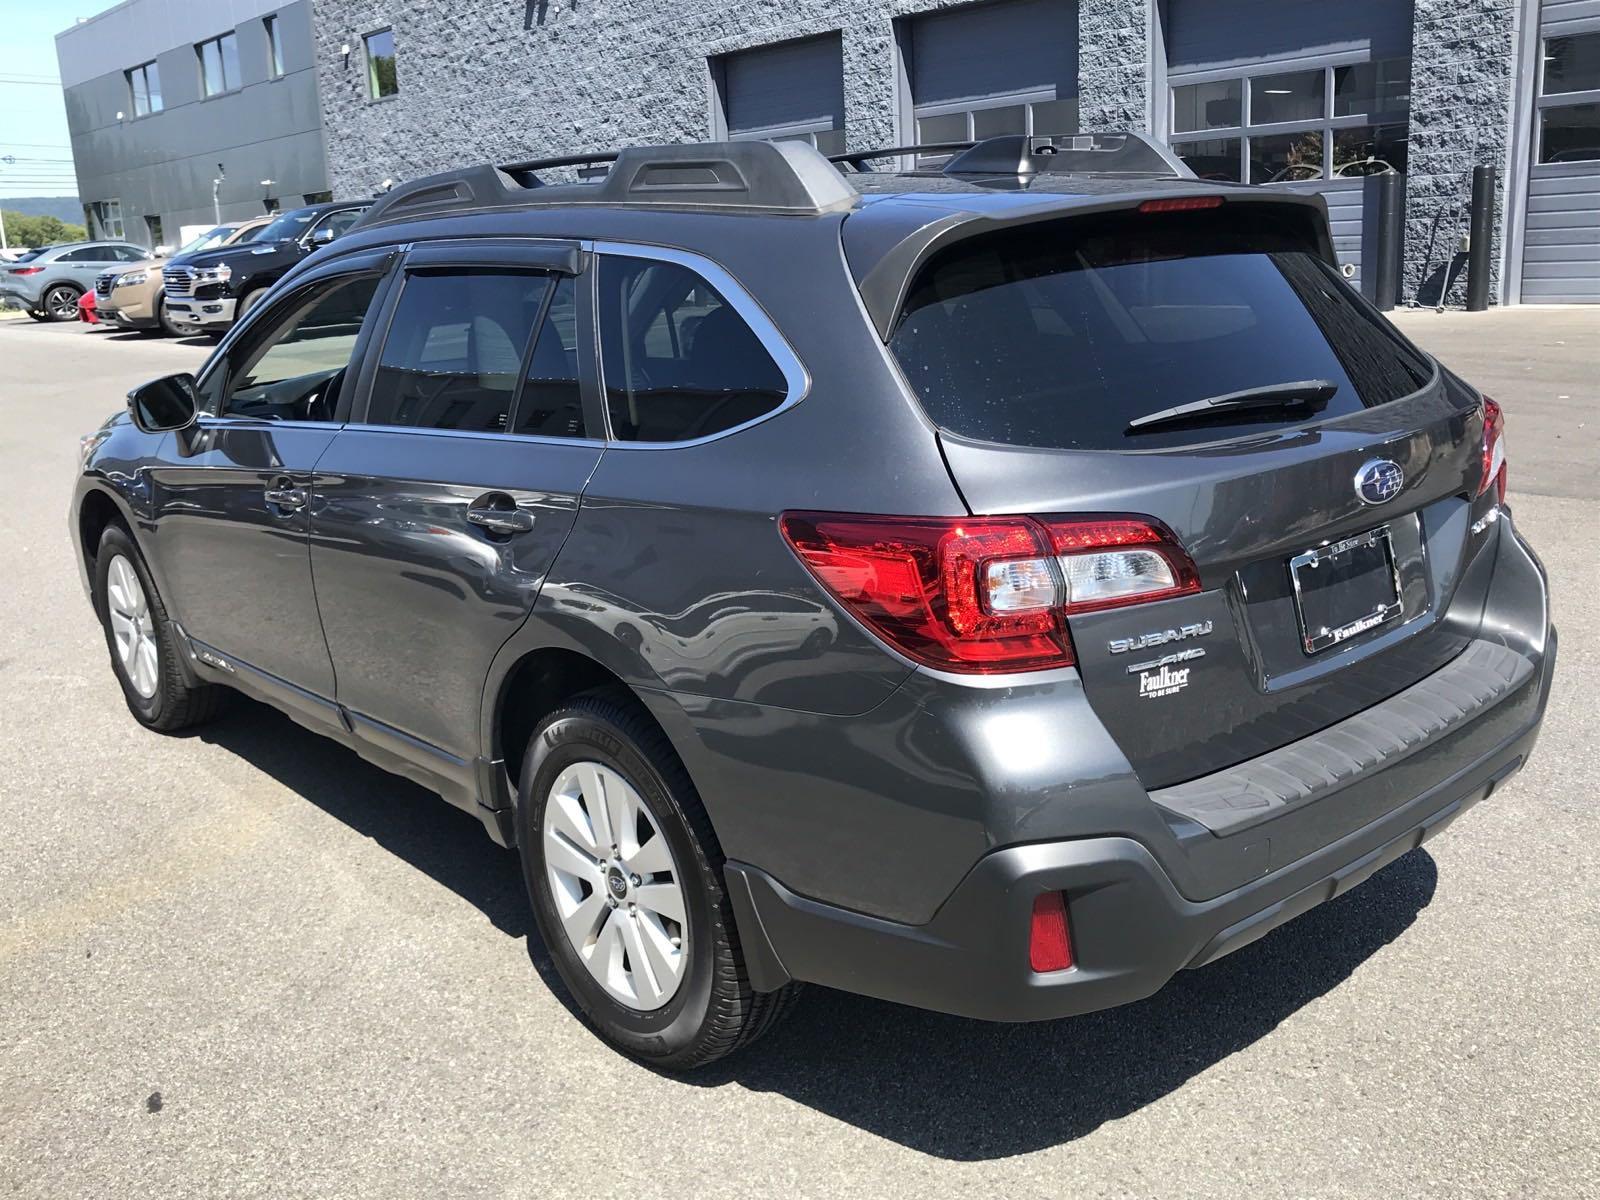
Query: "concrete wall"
56 0 330 245
1078 0 1151 130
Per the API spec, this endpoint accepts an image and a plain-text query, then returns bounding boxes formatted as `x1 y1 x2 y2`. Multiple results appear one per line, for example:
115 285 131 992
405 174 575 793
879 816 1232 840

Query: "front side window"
222 275 381 421
127 61 162 116
365 270 550 432
366 29 398 98
597 257 788 442
889 211 1431 453
198 32 241 96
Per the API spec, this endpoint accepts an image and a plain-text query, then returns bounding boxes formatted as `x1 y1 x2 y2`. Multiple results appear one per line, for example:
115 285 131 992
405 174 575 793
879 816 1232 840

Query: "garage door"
1164 0 1414 298
905 0 1078 148
720 34 846 155
1521 2 1600 303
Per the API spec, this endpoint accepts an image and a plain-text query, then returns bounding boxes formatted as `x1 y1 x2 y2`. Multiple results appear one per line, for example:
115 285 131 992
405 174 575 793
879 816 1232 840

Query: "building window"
265 15 285 79
92 200 125 239
303 190 333 204
914 96 1078 162
1170 57 1411 183
1537 31 1600 164
126 60 162 116
197 31 241 96
365 29 398 98
144 214 164 249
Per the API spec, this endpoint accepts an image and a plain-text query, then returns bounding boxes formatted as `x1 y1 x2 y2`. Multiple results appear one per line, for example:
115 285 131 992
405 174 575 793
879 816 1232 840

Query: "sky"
0 0 125 198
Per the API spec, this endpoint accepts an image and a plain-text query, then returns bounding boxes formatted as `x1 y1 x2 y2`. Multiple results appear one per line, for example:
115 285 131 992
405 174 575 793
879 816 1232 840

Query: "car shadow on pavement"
691 847 1438 1159
198 696 1437 1160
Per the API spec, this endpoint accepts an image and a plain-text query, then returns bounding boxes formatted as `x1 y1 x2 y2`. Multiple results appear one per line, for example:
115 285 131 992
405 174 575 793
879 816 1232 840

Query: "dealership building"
55 0 331 249
57 0 1600 303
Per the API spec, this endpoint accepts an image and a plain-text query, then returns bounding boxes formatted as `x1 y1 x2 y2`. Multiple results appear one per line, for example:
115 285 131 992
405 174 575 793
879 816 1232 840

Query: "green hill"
0 196 82 224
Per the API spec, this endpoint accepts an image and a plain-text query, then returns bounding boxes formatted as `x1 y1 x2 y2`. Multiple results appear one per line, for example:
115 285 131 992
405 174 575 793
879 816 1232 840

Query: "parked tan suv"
95 219 270 335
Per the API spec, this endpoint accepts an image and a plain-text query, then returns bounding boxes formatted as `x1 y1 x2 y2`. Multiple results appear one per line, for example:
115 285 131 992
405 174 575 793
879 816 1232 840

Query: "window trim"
196 30 242 98
591 240 810 449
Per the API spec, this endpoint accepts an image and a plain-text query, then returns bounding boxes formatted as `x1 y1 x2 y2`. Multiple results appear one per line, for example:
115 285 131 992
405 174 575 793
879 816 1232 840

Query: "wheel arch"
76 484 131 588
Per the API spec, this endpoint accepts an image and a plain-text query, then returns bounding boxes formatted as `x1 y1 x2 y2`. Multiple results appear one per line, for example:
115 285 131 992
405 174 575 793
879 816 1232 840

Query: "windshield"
889 209 1433 451
253 209 318 244
176 225 236 256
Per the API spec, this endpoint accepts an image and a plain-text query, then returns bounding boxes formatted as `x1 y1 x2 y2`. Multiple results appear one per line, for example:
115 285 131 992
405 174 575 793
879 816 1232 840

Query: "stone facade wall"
1077 0 1149 130
1403 0 1520 306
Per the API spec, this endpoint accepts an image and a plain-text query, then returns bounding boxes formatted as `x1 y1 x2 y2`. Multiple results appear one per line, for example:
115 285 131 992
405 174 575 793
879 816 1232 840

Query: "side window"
314 209 364 243
58 248 96 263
365 270 550 432
597 256 788 442
116 246 147 262
221 275 381 421
512 275 586 438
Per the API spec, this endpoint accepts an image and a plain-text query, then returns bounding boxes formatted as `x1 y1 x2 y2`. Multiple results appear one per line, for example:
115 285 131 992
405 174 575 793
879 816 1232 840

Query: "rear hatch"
885 201 1496 789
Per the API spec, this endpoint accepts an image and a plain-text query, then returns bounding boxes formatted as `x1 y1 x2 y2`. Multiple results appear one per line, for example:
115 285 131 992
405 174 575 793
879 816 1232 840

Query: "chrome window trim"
589 238 811 450
338 422 604 448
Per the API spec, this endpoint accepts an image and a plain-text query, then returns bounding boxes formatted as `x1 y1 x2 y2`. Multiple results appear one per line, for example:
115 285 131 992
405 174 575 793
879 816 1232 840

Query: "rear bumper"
727 628 1553 1021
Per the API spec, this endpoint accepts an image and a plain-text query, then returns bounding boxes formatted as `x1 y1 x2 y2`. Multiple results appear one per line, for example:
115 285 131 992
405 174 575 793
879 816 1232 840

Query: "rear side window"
366 270 550 432
889 210 1433 451
597 256 788 442
514 275 586 438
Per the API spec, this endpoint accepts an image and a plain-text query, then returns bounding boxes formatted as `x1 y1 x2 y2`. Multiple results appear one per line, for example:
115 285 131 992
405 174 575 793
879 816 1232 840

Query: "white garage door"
906 0 1079 149
1521 3 1600 303
1164 0 1414 298
721 34 846 156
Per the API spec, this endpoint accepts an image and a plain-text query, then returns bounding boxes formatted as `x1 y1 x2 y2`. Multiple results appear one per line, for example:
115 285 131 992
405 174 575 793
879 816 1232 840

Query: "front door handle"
264 481 306 511
466 494 534 536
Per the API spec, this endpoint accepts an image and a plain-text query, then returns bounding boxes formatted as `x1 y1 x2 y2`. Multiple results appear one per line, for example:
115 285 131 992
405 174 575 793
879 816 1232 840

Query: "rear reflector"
1138 196 1224 214
1478 396 1507 503
779 511 1200 674
1029 892 1074 973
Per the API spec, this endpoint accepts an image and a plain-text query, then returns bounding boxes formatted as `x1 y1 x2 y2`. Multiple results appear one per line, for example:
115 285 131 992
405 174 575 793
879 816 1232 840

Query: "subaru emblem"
1354 459 1404 506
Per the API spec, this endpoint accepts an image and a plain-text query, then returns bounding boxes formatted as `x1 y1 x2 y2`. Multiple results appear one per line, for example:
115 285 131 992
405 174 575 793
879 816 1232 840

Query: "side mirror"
309 227 336 247
127 373 199 433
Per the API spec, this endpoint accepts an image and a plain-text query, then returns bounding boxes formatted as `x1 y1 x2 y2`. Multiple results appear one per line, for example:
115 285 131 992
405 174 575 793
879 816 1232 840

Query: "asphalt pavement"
1 311 1596 1198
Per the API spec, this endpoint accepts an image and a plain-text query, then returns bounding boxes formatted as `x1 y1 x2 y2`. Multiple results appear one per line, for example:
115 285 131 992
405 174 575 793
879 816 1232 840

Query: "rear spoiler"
843 189 1338 340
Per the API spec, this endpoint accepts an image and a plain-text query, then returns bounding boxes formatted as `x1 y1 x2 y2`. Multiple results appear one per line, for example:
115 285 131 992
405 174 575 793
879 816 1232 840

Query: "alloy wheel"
542 761 688 1011
46 287 79 320
105 554 159 698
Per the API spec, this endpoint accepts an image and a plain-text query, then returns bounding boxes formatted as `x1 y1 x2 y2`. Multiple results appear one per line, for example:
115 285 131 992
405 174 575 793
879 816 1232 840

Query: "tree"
1 211 87 247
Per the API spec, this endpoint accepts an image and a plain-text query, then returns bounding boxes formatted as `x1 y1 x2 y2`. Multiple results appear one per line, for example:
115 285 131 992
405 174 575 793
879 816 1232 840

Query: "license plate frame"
1288 526 1403 655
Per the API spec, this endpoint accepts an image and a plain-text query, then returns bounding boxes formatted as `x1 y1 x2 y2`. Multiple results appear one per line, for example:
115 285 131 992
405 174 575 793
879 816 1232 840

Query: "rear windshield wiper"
1125 380 1339 434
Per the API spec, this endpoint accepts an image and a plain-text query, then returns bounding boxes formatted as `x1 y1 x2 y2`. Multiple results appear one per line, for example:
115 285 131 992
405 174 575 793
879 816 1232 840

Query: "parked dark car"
71 135 1553 1071
161 200 370 336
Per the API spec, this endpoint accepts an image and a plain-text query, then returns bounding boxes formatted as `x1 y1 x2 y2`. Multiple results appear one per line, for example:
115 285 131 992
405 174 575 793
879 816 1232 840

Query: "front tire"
517 691 798 1069
155 295 185 337
94 524 229 732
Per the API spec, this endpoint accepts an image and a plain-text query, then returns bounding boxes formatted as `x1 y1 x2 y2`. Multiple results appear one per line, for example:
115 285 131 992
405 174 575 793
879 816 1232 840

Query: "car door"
309 238 604 765
146 249 397 709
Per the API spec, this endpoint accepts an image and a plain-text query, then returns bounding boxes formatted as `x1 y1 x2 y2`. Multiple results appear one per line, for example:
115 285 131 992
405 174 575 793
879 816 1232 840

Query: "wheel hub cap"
542 761 688 1011
106 554 158 699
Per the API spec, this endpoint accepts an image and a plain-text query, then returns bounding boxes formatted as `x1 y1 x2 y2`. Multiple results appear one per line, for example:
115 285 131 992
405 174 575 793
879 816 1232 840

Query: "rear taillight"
1028 892 1074 973
779 511 1200 674
9 266 43 276
1478 396 1506 503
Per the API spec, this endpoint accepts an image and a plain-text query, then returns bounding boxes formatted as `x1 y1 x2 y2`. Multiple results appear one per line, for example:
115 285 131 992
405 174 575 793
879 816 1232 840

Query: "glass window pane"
146 61 162 111
1540 102 1600 163
1334 59 1413 117
1332 124 1407 176
1030 97 1078 136
130 68 148 115
1173 80 1241 133
367 29 398 97
200 41 222 95
1250 130 1324 183
367 271 550 431
917 112 968 145
1543 32 1600 96
221 32 240 90
1174 136 1242 181
973 104 1026 138
599 257 787 442
1250 70 1325 125
225 277 381 420
267 17 285 77
514 276 586 438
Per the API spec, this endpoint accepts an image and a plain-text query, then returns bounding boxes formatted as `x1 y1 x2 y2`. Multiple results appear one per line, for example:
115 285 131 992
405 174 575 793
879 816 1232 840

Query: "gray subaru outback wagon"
70 135 1554 1069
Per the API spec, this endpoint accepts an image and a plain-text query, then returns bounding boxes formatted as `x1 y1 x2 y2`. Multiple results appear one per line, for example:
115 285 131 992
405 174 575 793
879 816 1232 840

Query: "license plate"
1288 526 1402 654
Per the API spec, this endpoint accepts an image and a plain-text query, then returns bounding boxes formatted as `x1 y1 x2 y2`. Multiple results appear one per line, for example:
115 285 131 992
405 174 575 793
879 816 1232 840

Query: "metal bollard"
1374 171 1402 311
1466 165 1495 312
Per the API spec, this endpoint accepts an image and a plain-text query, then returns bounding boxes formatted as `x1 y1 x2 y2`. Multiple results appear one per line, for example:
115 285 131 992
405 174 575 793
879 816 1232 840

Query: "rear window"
889 210 1433 451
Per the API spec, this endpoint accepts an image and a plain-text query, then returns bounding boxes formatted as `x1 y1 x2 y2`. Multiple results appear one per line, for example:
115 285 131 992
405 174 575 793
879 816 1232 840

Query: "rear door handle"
466 494 534 535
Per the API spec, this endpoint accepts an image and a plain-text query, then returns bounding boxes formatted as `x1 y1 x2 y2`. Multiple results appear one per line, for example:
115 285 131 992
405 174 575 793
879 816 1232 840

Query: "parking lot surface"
2 312 1597 1198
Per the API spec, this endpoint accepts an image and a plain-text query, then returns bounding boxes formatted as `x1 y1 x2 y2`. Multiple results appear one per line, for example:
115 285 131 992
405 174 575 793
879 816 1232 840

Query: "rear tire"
94 524 229 732
517 690 798 1069
42 283 81 322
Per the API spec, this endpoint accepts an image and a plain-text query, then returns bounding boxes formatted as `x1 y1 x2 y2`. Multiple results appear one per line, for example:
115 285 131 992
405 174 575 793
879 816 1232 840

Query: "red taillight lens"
1138 195 1224 214
1478 396 1507 503
1029 892 1074 973
9 266 43 276
779 512 1201 674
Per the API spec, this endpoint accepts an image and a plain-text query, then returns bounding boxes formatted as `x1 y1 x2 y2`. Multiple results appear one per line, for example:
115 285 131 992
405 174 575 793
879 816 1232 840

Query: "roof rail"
828 142 975 170
943 133 1195 178
353 140 860 229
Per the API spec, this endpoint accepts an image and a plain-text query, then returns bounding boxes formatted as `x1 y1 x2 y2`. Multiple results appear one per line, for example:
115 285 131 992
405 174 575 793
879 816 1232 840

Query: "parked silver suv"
0 240 148 322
